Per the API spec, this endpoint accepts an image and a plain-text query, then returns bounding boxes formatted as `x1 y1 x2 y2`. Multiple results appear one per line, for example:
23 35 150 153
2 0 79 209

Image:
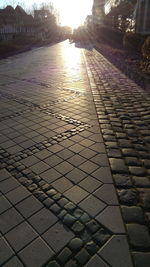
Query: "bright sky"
0 0 93 29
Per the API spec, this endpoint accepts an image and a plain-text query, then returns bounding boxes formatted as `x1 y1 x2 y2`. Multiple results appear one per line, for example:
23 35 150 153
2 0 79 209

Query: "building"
0 5 34 40
104 0 150 34
136 0 150 34
92 0 105 27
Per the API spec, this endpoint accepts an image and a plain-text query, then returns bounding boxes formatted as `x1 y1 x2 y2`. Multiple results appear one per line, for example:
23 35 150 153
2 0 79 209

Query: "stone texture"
132 252 150 267
68 238 83 251
94 184 119 205
0 237 15 265
85 255 109 267
42 222 74 253
96 206 125 234
121 206 145 224
118 189 138 205
98 235 133 267
79 195 106 217
127 224 150 248
18 237 54 267
75 248 91 265
109 158 128 173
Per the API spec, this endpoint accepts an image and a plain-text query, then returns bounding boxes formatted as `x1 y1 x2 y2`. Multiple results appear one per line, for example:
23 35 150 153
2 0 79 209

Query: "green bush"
142 36 150 59
123 32 145 52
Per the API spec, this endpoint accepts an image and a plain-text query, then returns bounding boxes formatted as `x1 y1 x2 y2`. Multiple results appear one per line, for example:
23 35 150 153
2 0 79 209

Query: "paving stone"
57 247 72 264
47 261 60 267
71 221 85 233
28 208 58 234
138 188 150 209
107 148 122 158
50 203 61 214
66 168 87 184
96 206 125 234
19 237 54 267
0 195 12 214
52 177 73 193
42 222 74 253
0 177 20 194
85 240 99 254
54 161 74 175
67 154 86 167
125 157 141 166
0 207 24 234
57 149 74 160
64 260 78 267
79 161 99 174
30 161 50 174
5 186 31 205
92 167 113 183
85 254 109 267
121 206 145 224
98 235 133 267
0 237 15 265
127 224 150 248
118 189 138 205
68 238 83 251
5 221 38 252
132 252 150 267
113 174 133 188
41 183 52 192
79 195 106 217
63 214 77 226
80 213 91 223
40 168 62 183
58 197 68 207
109 158 128 174
64 185 89 204
0 168 11 181
93 228 110 245
16 195 43 218
94 184 119 205
35 149 52 160
64 202 76 212
2 256 24 267
129 166 147 176
75 248 91 265
79 148 97 159
69 143 84 153
46 188 57 197
121 149 137 157
52 193 62 201
79 176 102 193
86 219 100 233
142 159 150 168
57 209 67 219
146 212 150 226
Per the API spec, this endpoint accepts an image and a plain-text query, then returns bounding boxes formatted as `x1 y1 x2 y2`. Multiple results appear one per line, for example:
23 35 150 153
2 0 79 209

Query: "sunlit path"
0 41 134 267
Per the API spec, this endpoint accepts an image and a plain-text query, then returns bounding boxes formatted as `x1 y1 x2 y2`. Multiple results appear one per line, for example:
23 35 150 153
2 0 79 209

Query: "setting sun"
54 0 93 29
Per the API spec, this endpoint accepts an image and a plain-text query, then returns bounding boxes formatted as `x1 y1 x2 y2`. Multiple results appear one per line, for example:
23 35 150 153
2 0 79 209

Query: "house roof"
0 5 34 26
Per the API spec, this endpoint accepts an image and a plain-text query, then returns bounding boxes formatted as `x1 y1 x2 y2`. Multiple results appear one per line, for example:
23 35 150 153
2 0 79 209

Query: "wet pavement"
0 41 149 267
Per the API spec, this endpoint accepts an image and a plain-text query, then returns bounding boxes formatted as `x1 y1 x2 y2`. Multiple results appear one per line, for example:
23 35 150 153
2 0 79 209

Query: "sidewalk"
84 47 150 267
0 41 149 266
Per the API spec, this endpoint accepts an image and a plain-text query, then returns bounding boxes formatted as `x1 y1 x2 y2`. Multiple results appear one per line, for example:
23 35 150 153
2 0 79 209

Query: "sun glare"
57 0 92 29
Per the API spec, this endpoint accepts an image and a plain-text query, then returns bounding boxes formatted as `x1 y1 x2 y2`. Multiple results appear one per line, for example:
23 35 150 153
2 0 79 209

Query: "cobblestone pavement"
0 41 148 267
84 48 150 267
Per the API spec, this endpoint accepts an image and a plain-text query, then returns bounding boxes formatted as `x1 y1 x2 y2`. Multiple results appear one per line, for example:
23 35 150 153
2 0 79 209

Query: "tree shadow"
74 41 94 51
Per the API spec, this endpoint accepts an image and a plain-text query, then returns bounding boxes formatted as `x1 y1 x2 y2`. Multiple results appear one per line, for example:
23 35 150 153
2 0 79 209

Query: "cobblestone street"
0 41 149 267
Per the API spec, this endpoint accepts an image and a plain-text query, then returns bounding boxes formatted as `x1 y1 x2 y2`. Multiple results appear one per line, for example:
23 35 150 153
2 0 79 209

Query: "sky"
0 0 93 28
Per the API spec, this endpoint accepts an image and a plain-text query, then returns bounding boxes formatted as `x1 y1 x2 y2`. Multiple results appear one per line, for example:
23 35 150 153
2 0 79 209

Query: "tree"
28 1 60 25
2 0 25 8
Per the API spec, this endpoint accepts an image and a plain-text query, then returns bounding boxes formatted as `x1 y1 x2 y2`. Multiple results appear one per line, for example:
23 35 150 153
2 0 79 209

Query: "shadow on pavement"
69 40 94 51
